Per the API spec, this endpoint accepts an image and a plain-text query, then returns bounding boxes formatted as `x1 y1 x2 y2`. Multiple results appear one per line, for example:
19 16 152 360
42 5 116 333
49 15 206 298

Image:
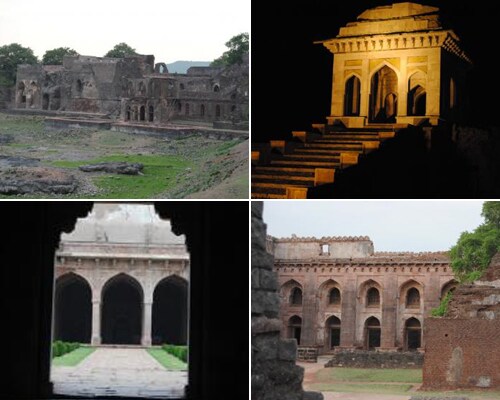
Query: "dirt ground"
0 113 248 198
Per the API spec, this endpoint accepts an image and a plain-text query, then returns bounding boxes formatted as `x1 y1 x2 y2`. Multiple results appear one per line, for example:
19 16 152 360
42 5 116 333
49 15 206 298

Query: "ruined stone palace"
54 203 189 347
267 235 457 354
14 53 248 125
317 2 471 127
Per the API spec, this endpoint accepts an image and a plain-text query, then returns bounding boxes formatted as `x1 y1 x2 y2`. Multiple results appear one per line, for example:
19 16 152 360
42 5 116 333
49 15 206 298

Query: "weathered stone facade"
54 203 189 347
251 202 322 400
268 235 456 354
13 53 248 126
423 254 500 390
317 2 472 127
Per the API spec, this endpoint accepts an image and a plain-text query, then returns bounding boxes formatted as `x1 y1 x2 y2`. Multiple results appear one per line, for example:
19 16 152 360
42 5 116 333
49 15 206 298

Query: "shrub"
431 291 453 317
162 344 188 362
52 341 80 358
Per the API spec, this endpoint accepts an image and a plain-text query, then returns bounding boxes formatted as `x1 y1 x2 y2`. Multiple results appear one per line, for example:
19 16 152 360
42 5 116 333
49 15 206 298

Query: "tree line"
0 33 248 86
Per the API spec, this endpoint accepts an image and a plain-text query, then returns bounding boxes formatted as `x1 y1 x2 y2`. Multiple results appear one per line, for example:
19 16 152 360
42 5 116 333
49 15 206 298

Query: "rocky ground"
0 113 248 198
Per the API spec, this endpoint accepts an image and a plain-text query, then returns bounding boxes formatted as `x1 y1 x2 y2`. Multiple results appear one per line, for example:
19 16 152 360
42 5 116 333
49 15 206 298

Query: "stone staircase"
251 124 397 199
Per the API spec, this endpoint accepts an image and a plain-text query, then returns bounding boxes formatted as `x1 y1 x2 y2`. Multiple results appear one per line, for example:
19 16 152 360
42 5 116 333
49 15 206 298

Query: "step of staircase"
282 154 341 161
251 192 287 199
304 143 363 151
254 166 316 177
271 160 339 168
252 175 315 185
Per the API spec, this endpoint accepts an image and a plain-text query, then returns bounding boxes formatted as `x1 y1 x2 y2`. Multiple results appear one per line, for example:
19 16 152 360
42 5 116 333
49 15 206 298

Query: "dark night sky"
251 0 500 142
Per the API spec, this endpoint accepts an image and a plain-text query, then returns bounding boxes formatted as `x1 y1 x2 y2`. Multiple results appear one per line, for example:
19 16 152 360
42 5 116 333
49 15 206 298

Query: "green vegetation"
52 341 80 358
162 344 188 362
0 43 38 85
316 367 422 383
431 291 453 317
211 33 248 66
310 382 414 394
147 348 187 371
42 47 78 65
450 201 500 283
52 347 95 367
105 43 137 58
50 154 191 198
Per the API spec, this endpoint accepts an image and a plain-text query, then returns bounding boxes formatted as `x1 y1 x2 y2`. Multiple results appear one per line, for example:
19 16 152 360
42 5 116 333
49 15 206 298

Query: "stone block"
278 339 297 361
260 269 278 290
252 333 278 361
251 268 260 289
252 316 281 334
251 201 263 219
252 289 279 317
251 247 274 270
251 219 267 251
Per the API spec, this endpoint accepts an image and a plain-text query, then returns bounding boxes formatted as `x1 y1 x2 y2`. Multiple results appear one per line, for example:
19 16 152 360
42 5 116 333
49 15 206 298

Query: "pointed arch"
408 71 427 116
369 64 399 122
359 279 382 307
405 317 422 350
54 272 92 343
319 279 341 306
344 75 361 116
441 279 458 299
399 279 423 309
281 279 303 306
288 315 302 345
364 316 381 350
325 315 341 349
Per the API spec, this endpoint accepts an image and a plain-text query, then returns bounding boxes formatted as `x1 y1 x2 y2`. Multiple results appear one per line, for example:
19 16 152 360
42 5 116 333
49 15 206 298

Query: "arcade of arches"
53 204 189 347
268 235 457 354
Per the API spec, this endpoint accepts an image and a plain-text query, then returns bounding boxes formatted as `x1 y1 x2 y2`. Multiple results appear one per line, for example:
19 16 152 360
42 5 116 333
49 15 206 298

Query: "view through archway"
50 203 190 398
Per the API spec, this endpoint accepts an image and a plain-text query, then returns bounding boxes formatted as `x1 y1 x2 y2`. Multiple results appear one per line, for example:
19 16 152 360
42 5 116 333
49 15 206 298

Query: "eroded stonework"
269 235 455 354
14 53 248 126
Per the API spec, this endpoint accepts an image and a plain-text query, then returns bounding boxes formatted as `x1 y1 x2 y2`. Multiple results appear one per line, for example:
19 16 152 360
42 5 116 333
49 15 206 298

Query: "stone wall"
325 350 423 369
251 202 322 400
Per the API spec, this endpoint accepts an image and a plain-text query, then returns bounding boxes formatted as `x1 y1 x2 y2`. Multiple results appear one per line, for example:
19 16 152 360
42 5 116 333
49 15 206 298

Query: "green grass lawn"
316 367 422 383
52 347 95 367
147 348 188 371
310 382 414 394
50 154 191 198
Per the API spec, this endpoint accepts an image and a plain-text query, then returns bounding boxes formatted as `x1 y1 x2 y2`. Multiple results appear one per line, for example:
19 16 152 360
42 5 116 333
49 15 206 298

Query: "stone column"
300 277 318 346
380 276 398 350
91 299 101 345
141 301 153 346
339 278 357 348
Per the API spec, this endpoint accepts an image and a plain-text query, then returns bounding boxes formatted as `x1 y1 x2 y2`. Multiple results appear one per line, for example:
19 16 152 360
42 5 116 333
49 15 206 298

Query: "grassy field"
316 367 422 383
147 348 188 371
0 113 248 198
52 347 95 367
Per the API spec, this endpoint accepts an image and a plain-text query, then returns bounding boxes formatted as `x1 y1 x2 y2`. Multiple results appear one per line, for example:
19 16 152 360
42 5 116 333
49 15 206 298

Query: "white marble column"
91 299 101 345
141 301 153 346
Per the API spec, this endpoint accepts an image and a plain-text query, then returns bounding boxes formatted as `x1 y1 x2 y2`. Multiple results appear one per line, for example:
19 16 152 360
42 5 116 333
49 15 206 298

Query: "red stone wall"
423 318 500 389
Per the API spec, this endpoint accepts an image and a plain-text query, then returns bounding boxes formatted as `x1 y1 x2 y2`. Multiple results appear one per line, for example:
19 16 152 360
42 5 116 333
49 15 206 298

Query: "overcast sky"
0 0 249 63
263 201 485 252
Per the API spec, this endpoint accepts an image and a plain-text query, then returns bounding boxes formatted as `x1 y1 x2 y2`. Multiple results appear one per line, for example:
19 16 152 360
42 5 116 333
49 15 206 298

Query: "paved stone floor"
51 347 187 398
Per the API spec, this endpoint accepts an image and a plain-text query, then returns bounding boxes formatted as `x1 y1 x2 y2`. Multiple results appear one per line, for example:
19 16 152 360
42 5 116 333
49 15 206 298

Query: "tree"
211 33 249 67
42 47 78 65
104 43 137 58
0 43 38 86
450 201 500 282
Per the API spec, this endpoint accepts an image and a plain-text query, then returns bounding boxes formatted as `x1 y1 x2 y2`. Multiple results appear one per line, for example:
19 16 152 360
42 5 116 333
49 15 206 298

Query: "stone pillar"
91 299 101 345
380 276 398 350
397 56 408 118
300 278 318 346
141 301 152 346
251 202 322 400
339 278 357 348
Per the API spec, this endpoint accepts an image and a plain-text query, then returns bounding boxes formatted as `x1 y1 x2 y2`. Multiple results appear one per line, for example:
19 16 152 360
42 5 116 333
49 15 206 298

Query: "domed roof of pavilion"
338 2 443 37
61 203 185 245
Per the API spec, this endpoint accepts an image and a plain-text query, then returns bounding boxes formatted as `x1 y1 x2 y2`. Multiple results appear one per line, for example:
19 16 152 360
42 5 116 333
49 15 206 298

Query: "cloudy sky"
0 0 249 63
263 201 485 252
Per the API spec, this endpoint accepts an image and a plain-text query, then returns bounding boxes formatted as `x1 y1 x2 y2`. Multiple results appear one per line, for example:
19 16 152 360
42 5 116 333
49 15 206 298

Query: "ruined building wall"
271 236 455 354
423 253 500 390
251 202 322 400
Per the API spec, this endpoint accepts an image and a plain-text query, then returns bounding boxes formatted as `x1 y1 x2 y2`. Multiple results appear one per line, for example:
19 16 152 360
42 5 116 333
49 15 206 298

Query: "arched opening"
366 287 380 306
344 75 361 116
180 83 185 90
329 288 341 305
54 273 92 343
42 93 49 110
290 287 303 305
76 79 83 96
139 105 145 121
213 84 220 93
326 316 341 349
185 103 190 116
450 77 456 109
369 65 398 122
406 287 420 308
365 317 381 350
177 101 182 112
215 105 221 118
138 81 146 95
231 105 236 112
126 106 131 121
17 82 26 105
148 105 154 122
407 72 426 116
288 315 302 345
133 106 138 121
441 280 458 299
101 274 143 345
200 104 205 117
405 317 421 350
152 275 188 345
